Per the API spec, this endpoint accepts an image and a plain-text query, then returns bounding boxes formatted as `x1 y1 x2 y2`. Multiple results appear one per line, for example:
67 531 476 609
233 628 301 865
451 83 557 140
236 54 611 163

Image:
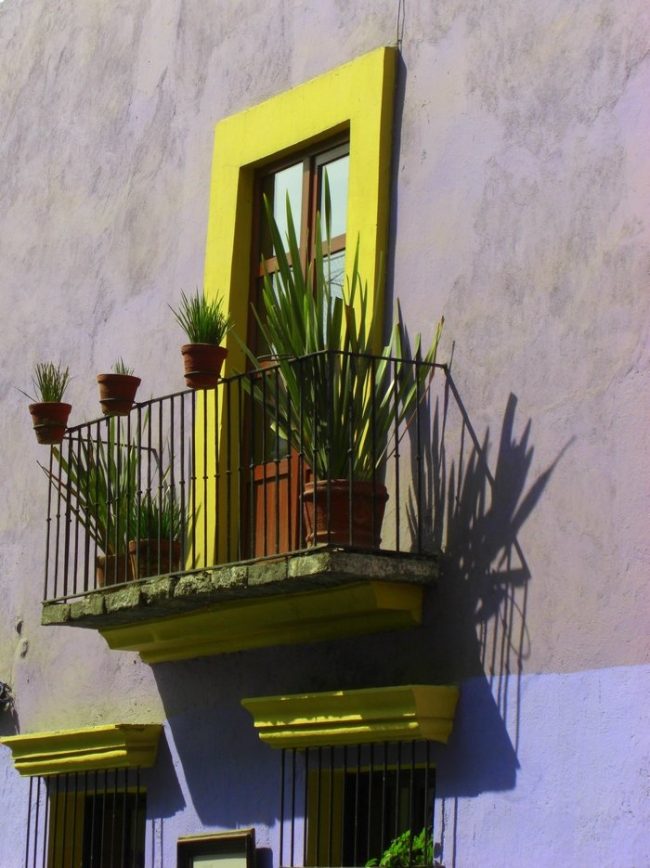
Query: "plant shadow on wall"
0 681 18 737
403 371 570 799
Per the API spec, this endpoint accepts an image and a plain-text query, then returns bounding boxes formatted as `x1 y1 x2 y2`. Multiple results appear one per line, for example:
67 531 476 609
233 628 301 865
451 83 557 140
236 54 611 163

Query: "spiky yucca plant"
43 419 142 556
42 417 188 558
243 194 443 481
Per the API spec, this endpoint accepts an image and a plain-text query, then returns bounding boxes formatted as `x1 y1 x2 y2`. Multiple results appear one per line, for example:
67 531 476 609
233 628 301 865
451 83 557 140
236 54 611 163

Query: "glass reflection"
320 155 349 239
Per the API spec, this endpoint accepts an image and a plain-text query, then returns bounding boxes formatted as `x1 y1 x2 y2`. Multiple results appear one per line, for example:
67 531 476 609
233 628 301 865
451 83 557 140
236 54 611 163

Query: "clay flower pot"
29 402 72 445
302 479 388 548
129 538 182 579
96 553 134 587
181 344 228 390
97 373 141 416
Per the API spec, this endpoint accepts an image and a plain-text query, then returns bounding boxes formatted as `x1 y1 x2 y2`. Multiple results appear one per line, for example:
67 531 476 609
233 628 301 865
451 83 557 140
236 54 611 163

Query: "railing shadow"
401 367 570 863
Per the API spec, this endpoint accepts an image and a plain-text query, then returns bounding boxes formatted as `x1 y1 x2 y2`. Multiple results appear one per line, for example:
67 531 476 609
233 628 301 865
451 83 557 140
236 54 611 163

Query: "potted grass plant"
43 416 187 586
170 290 233 389
43 418 140 585
23 362 72 445
244 196 443 548
129 489 184 579
97 358 141 416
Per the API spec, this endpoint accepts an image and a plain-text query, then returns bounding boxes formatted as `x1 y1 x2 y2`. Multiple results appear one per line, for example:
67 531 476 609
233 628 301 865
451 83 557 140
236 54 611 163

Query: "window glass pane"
320 154 349 239
323 250 345 300
272 162 303 252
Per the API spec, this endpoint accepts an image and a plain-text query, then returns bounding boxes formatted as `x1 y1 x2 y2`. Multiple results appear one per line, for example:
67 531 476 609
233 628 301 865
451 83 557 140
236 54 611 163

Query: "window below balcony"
1 725 160 868
280 742 438 868
244 685 456 868
24 768 146 868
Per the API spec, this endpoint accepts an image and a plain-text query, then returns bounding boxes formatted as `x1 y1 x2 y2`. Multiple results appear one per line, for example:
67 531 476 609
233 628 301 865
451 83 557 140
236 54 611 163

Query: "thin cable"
396 0 406 49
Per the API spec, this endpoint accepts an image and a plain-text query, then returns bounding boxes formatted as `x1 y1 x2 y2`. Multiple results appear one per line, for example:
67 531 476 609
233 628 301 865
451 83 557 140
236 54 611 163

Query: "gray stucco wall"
0 1 648 865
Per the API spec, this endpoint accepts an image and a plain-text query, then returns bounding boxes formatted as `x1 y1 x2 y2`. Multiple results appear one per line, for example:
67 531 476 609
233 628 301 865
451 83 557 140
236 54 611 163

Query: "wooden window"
23 769 146 868
249 138 350 356
279 742 437 868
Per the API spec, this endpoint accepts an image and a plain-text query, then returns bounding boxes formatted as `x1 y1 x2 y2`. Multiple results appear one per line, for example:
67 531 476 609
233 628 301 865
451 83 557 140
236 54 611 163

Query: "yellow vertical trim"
198 47 397 564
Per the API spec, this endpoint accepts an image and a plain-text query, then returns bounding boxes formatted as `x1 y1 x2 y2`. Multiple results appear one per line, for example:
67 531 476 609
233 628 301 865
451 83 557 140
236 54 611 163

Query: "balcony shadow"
150 654 285 828
401 372 570 800
141 725 186 820
145 364 569 842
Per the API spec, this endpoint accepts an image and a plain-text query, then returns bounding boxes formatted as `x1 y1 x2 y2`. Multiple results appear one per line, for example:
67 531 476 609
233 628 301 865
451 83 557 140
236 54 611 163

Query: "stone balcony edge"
41 547 439 631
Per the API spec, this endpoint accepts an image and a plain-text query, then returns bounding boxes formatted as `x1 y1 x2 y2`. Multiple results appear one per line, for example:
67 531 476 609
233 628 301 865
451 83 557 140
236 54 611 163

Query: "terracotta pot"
29 402 72 445
97 373 141 416
302 479 388 548
128 538 182 579
181 344 228 390
96 553 133 587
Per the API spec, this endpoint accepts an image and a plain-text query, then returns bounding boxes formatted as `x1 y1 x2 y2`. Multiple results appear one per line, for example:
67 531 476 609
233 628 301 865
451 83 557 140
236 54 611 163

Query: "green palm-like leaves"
41 417 185 557
244 194 443 480
43 419 141 556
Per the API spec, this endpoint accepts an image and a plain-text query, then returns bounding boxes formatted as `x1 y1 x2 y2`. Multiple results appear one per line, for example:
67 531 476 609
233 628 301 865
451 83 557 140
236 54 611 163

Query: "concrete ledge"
0 724 162 777
242 685 459 747
41 548 438 630
40 549 438 664
100 580 426 663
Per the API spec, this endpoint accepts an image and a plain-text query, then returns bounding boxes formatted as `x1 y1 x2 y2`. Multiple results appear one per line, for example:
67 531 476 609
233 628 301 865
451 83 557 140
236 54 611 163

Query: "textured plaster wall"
0 0 648 864
1 665 647 868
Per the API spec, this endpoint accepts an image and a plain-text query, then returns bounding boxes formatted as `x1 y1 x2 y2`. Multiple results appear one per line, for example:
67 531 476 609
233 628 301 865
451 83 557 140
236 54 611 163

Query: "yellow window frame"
46 779 146 868
305 760 435 867
197 47 397 566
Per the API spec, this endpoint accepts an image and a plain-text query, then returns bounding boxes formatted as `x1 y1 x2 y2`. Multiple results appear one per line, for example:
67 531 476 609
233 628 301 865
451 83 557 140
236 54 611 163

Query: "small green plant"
22 362 70 403
112 358 134 376
366 828 434 868
136 489 184 541
170 290 233 345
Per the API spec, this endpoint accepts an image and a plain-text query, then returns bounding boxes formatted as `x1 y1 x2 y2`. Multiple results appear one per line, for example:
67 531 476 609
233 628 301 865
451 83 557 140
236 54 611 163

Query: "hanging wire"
396 0 406 49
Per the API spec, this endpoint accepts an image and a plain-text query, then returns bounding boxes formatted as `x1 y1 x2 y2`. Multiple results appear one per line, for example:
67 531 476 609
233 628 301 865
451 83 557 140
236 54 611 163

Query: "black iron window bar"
278 741 437 868
23 767 145 868
42 351 443 603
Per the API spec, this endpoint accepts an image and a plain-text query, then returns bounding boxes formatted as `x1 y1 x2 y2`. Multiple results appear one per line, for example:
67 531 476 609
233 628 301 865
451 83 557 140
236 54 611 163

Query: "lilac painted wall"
4 665 647 867
0 0 648 866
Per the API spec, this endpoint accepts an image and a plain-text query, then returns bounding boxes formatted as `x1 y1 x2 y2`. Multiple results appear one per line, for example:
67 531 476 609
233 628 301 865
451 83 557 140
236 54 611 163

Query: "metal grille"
23 768 145 868
42 351 444 603
279 742 436 868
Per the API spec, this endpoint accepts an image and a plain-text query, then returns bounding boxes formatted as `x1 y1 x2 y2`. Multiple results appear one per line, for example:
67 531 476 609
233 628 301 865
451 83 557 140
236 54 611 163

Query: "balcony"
40 351 442 662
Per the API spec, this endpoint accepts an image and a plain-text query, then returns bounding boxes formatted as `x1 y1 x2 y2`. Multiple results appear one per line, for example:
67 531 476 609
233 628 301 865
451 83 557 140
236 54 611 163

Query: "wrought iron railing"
278 741 437 867
23 768 145 868
42 351 443 602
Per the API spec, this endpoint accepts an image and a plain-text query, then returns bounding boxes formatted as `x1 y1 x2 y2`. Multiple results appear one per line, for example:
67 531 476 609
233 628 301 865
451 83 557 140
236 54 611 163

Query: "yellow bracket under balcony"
99 580 423 664
0 724 162 777
242 685 459 748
